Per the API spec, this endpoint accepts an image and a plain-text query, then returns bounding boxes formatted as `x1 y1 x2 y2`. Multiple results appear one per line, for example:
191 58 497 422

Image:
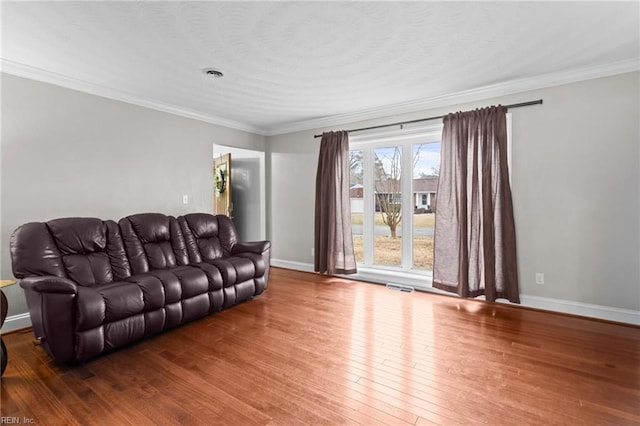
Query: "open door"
213 144 266 242
214 153 233 218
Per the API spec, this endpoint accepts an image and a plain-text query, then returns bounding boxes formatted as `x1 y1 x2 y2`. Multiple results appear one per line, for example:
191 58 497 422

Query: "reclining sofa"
10 212 270 363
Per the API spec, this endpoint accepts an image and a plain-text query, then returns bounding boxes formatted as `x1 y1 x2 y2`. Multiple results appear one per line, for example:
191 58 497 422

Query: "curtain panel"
314 131 358 275
433 106 520 303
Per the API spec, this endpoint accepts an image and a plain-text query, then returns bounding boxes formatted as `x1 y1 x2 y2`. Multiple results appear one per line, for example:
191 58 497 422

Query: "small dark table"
1 279 17 377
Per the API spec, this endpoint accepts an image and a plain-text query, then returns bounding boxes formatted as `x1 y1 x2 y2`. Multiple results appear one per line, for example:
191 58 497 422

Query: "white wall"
267 71 640 317
0 73 265 324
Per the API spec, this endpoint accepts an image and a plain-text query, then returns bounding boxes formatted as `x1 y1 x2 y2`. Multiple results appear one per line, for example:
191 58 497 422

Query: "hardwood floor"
1 267 639 425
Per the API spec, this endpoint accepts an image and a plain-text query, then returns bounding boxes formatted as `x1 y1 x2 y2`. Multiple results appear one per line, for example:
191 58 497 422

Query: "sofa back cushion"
10 218 131 285
120 213 189 274
10 222 67 279
179 214 238 263
49 218 131 285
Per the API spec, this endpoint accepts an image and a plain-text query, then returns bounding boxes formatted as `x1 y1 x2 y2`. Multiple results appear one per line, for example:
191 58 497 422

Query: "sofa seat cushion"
144 266 208 300
233 252 267 277
124 274 167 311
76 282 145 330
189 262 224 291
209 257 256 286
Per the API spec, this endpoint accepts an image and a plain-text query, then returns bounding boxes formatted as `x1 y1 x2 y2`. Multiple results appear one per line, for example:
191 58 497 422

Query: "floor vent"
386 283 415 293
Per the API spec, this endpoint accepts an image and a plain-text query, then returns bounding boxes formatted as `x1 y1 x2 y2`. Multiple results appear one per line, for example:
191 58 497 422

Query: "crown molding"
2 58 637 138
0 59 268 136
264 58 640 136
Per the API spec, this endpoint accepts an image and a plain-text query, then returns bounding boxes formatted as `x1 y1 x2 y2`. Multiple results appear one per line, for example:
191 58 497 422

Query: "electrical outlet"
182 195 189 204
311 248 314 257
535 273 544 285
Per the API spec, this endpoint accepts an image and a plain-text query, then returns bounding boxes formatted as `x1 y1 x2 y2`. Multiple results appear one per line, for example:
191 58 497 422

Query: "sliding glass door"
349 123 441 274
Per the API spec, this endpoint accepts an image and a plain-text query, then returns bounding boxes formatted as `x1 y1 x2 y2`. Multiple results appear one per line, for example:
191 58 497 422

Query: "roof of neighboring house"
413 177 438 192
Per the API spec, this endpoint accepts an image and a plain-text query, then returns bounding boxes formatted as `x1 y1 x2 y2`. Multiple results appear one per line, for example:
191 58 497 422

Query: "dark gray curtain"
433 106 520 303
314 131 357 275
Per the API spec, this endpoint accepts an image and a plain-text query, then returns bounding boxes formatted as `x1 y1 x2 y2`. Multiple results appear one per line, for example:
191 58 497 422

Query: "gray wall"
0 73 265 318
267 71 640 311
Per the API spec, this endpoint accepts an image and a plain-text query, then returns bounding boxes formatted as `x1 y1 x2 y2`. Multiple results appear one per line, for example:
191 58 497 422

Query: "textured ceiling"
2 1 639 135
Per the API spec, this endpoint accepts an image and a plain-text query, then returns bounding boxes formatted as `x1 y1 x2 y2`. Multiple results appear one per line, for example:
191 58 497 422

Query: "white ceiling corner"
1 2 639 137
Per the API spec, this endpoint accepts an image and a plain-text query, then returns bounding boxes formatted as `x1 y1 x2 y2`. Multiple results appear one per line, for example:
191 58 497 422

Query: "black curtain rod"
313 99 543 138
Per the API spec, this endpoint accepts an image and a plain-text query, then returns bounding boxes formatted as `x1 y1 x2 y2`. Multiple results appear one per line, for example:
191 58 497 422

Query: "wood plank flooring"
1 267 639 425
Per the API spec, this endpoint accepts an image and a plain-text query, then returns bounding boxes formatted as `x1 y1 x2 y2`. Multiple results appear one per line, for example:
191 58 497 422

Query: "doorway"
213 145 266 242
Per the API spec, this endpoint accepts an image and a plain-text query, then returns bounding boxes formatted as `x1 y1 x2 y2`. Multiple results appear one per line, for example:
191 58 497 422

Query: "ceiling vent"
202 68 224 78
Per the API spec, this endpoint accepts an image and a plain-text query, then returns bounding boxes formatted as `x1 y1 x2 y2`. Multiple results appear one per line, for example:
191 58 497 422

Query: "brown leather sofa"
9 212 270 363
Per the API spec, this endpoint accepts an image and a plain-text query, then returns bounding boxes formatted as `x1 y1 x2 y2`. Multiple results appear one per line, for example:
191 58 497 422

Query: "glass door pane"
374 146 402 266
412 142 440 270
349 150 364 263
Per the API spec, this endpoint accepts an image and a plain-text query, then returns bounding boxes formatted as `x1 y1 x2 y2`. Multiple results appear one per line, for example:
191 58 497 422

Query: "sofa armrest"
20 276 78 363
20 276 78 294
231 241 271 255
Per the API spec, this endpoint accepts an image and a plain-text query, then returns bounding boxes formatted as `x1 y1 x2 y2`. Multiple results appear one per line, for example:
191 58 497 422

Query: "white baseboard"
271 259 315 273
1 313 32 333
517 295 639 325
270 259 640 326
